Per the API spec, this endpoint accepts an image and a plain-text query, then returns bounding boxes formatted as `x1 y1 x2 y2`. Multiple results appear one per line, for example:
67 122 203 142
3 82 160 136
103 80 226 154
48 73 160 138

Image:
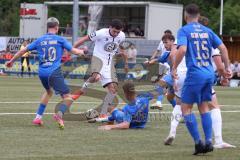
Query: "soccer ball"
85 109 99 119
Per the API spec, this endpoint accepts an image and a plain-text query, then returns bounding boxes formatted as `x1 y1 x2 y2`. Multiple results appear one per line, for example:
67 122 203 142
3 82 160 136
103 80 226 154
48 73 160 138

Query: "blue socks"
36 103 46 116
201 112 212 144
184 113 201 144
157 95 164 102
59 103 68 114
168 99 176 108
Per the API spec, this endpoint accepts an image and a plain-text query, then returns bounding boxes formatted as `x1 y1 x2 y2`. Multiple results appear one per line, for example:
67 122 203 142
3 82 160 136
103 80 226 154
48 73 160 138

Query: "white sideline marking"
0 101 239 107
0 110 240 116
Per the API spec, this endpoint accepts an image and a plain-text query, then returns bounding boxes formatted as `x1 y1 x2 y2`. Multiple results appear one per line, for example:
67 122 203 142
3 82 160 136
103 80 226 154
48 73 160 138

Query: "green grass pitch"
0 76 239 160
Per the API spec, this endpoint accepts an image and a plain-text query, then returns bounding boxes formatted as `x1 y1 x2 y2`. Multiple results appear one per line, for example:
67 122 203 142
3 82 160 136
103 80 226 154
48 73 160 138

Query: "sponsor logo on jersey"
104 42 117 52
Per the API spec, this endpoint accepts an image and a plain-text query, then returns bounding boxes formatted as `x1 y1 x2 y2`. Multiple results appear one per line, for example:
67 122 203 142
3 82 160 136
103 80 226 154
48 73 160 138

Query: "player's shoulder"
136 97 148 104
118 31 126 38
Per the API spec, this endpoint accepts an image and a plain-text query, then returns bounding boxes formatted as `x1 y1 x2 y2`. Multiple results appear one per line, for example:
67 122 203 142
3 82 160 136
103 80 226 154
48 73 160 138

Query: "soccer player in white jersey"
72 19 128 118
164 15 235 149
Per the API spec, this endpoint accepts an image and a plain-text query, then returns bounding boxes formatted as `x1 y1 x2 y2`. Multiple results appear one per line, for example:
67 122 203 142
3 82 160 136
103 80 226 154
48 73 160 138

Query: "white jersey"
89 28 125 61
211 48 221 72
157 41 166 54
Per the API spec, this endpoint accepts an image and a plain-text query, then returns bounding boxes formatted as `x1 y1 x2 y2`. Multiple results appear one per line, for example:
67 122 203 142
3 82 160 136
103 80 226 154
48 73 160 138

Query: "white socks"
169 105 182 137
211 108 223 144
36 114 42 119
81 79 91 93
100 92 116 114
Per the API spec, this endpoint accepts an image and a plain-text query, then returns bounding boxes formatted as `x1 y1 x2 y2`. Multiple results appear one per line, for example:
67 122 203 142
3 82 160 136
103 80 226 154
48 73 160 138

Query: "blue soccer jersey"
177 22 223 85
122 96 151 129
27 33 72 76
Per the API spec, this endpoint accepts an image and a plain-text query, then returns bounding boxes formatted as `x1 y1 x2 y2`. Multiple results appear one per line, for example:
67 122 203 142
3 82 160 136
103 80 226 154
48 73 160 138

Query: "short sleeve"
212 48 221 57
177 28 187 47
120 32 126 42
108 116 114 121
122 106 132 123
27 39 38 51
158 51 170 63
210 31 223 49
123 111 132 123
88 29 104 41
62 37 72 51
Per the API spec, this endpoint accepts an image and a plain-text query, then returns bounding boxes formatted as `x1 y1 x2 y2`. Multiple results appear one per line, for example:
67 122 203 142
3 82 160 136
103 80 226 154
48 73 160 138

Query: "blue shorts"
39 68 70 96
181 83 212 105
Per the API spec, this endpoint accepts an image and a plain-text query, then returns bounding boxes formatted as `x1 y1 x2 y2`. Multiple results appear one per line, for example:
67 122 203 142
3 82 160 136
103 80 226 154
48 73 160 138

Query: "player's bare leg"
208 93 236 149
71 73 100 100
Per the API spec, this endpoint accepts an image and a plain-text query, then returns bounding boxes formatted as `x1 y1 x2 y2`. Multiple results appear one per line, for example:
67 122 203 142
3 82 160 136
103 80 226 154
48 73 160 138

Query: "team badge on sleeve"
89 31 96 39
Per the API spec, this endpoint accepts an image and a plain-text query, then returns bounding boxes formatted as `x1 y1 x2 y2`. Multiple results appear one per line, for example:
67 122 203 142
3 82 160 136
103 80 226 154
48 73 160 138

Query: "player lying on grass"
96 82 153 130
6 17 85 129
144 34 177 110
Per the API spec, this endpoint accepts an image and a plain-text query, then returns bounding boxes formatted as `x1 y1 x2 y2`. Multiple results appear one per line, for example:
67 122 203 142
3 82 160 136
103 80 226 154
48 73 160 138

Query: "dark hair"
185 3 200 17
162 34 175 42
198 16 209 26
122 82 135 96
164 29 172 35
110 19 123 30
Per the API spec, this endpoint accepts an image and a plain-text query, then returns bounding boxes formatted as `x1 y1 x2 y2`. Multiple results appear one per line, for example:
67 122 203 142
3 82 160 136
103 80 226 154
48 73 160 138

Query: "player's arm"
150 50 160 60
172 29 187 79
63 37 86 56
211 31 231 78
172 46 186 79
73 35 90 48
169 47 177 65
151 42 162 60
119 48 129 73
98 121 130 130
218 44 231 72
5 47 28 67
144 58 158 65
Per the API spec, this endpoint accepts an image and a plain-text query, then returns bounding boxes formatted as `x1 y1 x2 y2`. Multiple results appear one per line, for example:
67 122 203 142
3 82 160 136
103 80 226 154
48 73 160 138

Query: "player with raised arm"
6 17 85 129
172 4 232 155
72 19 128 118
98 82 152 130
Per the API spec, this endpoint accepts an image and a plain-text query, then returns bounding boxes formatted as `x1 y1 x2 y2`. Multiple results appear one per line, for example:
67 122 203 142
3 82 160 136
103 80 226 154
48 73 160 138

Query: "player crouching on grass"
6 17 86 129
97 82 153 130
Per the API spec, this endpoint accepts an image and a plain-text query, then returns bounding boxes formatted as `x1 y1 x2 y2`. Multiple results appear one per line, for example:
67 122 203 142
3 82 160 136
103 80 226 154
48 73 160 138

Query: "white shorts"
174 70 215 98
158 63 170 75
174 70 187 98
91 55 118 87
